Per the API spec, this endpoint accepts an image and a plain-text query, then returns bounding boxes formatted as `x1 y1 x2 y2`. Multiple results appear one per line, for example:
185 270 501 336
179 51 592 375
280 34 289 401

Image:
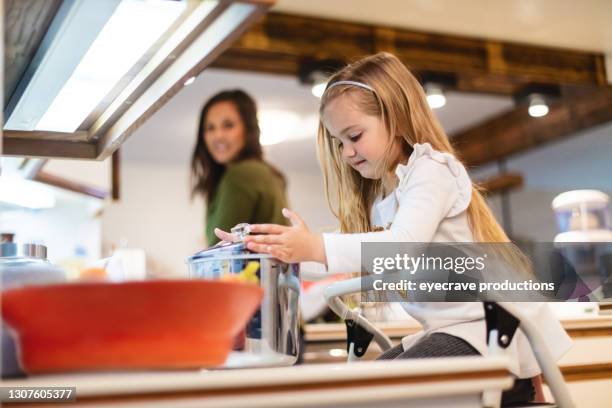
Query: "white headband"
324 80 375 95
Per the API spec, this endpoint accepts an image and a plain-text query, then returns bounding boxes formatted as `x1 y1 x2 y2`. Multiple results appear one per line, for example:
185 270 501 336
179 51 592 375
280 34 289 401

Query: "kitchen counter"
303 314 612 408
303 315 612 369
1 356 513 408
304 314 612 343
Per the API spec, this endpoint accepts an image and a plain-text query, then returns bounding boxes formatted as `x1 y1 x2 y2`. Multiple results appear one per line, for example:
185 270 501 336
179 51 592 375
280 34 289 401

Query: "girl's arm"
243 158 464 272
242 208 327 264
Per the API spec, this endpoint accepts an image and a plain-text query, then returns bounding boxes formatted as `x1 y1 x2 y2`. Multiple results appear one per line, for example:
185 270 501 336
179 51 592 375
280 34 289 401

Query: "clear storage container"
186 226 300 368
552 190 611 235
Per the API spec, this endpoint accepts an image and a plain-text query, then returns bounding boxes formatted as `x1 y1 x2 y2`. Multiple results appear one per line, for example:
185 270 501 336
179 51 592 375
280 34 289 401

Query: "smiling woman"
190 90 289 246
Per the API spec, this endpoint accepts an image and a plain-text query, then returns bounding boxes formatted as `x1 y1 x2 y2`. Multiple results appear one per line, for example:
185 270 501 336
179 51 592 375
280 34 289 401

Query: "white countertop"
1 356 513 408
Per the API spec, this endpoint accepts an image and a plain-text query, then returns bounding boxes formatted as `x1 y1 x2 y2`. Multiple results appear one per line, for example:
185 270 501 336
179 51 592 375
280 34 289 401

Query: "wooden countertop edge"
305 315 612 342
561 363 612 382
3 368 511 407
6 364 609 406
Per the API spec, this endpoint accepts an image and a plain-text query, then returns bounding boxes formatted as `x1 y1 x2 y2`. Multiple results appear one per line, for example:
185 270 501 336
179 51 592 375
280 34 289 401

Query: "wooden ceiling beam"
453 85 612 167
3 137 97 159
211 12 607 95
476 173 524 195
34 171 109 200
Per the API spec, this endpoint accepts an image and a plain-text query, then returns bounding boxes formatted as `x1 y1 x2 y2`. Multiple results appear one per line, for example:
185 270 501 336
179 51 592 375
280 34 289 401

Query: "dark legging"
377 333 535 406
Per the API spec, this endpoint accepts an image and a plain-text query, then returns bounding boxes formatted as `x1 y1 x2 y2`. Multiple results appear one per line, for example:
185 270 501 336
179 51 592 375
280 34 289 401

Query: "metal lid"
187 241 250 262
187 223 272 262
0 242 48 259
188 223 252 261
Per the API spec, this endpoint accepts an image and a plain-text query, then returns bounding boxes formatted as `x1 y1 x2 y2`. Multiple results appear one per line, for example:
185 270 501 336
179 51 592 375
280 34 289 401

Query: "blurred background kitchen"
1 1 612 406
2 0 611 279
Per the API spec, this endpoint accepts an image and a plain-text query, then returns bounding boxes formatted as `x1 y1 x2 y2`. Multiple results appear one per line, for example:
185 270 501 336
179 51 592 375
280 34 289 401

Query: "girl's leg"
376 343 404 360
376 333 477 360
376 333 536 406
395 333 479 358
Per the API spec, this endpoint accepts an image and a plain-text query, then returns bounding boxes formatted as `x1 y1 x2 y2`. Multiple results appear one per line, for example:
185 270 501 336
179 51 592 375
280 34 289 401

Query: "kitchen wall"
100 162 204 277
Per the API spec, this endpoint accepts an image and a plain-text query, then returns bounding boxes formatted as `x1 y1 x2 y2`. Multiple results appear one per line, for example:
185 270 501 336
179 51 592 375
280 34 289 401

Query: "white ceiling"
273 0 612 54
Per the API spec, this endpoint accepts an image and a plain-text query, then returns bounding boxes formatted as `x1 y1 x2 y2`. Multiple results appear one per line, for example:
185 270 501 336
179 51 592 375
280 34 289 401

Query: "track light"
527 94 549 117
514 84 560 119
311 82 326 98
310 72 328 98
298 58 345 99
425 83 446 109
418 72 456 110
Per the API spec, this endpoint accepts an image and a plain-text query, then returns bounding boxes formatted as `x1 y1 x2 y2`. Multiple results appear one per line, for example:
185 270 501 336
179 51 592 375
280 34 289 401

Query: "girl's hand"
213 228 239 243
243 208 327 264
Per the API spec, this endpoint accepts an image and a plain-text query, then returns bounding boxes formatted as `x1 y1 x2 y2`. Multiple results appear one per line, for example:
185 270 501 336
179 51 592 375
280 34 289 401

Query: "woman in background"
191 89 289 246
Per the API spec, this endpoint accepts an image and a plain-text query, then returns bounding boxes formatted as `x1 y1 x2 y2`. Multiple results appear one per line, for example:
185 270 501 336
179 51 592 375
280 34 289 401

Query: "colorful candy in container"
186 224 301 367
221 261 261 284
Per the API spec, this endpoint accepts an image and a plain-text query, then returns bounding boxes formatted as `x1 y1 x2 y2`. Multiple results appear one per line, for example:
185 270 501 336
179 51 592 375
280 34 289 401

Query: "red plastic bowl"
1 280 263 373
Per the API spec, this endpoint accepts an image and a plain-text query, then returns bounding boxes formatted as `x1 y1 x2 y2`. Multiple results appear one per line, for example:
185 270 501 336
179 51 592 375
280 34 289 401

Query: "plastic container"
552 190 611 235
551 191 612 301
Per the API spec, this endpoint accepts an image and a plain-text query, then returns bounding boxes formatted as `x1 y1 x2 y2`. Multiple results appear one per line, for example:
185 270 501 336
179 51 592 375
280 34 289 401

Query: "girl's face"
204 101 246 164
322 93 398 180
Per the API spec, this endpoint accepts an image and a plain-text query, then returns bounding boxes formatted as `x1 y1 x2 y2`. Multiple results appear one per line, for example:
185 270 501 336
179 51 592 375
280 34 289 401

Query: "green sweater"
205 159 289 246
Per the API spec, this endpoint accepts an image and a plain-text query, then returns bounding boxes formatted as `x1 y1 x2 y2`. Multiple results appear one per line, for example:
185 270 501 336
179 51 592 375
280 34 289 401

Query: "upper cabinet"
2 0 274 160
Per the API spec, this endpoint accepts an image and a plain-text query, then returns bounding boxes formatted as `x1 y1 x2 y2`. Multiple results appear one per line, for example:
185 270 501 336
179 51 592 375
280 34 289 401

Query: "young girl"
216 52 571 404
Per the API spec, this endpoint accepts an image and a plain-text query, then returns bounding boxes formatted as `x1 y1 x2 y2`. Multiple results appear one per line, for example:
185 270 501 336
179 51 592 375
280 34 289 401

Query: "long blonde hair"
317 52 510 244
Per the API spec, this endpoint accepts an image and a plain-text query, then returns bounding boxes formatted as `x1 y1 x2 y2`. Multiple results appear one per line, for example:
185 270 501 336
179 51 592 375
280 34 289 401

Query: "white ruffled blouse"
322 142 572 378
